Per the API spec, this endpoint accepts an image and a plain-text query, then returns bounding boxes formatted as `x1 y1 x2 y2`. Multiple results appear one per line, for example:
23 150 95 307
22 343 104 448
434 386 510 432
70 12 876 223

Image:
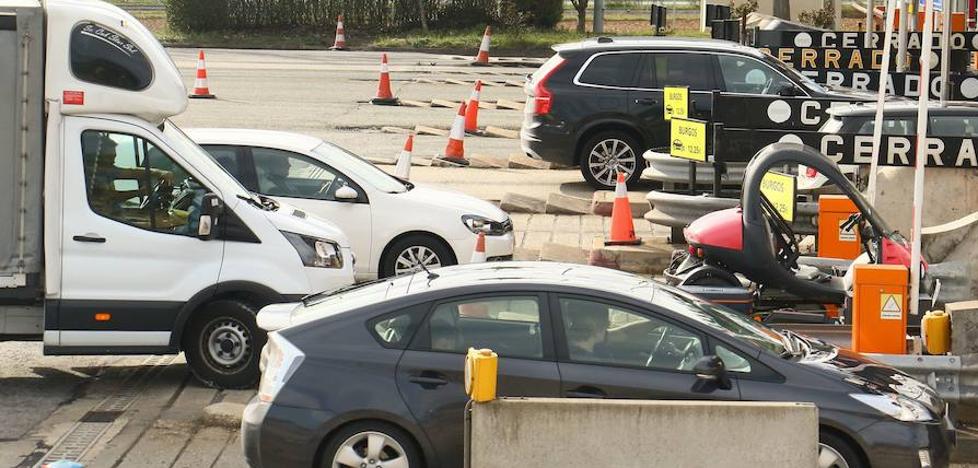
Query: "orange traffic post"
605 172 641 246
851 264 909 354
817 195 861 260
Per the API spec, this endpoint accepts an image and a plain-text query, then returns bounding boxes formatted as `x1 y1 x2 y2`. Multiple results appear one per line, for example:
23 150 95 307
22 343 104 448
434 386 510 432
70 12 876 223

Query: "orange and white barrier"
440 102 469 165
395 133 414 180
470 232 487 263
474 26 491 65
372 53 399 105
189 50 215 99
465 80 482 134
605 172 641 245
331 15 347 50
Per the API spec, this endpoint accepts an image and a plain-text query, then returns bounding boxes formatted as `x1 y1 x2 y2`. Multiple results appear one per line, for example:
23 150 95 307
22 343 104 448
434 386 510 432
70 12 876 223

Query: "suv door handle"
409 372 449 389
72 234 106 243
633 97 658 106
566 386 607 398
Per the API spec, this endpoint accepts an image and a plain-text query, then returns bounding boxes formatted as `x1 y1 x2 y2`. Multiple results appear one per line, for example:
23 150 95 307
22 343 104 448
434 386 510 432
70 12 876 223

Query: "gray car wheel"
321 422 421 468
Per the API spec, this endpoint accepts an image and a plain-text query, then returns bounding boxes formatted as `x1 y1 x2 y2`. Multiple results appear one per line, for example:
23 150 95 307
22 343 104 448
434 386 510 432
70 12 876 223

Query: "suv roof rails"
596 36 613 43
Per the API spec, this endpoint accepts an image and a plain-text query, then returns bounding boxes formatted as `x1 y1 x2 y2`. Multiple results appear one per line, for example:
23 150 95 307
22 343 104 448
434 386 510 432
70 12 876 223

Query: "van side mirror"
334 185 359 201
198 193 224 240
692 355 732 391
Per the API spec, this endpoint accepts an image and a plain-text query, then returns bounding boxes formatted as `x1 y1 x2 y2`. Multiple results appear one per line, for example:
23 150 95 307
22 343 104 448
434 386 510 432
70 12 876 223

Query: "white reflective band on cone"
615 180 627 197
449 116 465 140
479 35 491 51
395 151 411 179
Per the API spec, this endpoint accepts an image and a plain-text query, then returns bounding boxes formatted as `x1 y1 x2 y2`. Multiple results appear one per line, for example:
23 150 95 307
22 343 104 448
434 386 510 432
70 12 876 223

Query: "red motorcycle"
664 143 930 323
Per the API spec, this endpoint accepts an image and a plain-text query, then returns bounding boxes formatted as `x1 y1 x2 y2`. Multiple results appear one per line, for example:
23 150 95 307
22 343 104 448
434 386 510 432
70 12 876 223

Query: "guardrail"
644 190 818 235
641 149 746 186
868 354 978 404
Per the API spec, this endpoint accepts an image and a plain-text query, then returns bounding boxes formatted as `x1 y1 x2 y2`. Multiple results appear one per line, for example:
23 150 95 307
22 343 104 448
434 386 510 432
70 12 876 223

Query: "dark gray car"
242 262 952 468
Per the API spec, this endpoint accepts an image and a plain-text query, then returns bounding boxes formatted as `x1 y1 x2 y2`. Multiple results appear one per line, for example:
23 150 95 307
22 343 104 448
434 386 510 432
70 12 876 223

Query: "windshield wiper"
236 193 264 209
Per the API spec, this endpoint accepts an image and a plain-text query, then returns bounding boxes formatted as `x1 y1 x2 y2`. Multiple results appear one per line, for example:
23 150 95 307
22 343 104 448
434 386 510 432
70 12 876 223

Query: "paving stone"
494 99 524 110
430 98 460 108
468 153 509 168
551 232 581 248
592 190 652 218
414 125 449 136
484 126 520 139
581 215 605 233
552 215 581 232
500 193 546 214
588 235 675 274
513 231 525 247
508 153 552 170
526 214 556 231
398 99 430 108
200 402 245 429
513 247 540 261
546 194 591 215
522 232 552 250
539 242 588 265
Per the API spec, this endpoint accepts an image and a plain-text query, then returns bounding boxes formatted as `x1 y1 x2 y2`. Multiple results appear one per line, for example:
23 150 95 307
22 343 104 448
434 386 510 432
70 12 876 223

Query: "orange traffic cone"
464 80 482 134
605 172 641 246
189 50 215 99
372 53 399 105
330 15 347 50
395 133 413 180
473 26 491 65
470 232 487 263
438 102 469 166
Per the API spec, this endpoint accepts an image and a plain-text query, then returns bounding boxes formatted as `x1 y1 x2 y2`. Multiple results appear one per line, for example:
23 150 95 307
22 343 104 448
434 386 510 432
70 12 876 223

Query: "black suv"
521 37 870 189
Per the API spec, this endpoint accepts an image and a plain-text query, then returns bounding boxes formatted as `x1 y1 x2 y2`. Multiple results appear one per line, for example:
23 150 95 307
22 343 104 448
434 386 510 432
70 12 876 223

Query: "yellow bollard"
922 310 950 355
465 347 498 403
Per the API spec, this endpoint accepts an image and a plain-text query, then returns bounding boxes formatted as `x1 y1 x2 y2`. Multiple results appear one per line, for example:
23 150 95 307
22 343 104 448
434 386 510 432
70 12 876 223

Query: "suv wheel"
579 130 645 190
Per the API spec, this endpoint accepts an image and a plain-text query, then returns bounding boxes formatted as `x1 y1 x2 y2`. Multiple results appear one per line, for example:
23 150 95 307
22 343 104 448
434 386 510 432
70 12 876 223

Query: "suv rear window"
577 53 638 88
644 53 716 91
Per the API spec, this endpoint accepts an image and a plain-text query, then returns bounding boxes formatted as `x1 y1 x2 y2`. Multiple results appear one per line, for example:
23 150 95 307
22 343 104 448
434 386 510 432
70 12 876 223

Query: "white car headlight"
462 214 512 236
850 393 937 422
258 332 305 403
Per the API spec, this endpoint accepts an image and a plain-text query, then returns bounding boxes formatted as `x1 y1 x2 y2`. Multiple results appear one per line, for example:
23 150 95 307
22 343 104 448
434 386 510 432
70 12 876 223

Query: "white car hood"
264 200 351 248
398 185 508 222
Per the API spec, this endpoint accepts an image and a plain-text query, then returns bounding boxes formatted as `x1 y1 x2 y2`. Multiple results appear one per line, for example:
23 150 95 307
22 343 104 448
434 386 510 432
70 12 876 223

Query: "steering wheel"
139 177 173 212
676 340 700 371
760 195 801 270
645 326 669 367
317 178 335 197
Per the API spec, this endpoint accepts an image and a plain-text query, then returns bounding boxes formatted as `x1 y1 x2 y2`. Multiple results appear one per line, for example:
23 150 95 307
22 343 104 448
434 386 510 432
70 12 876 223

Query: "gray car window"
578 53 639 87
558 297 704 371
648 53 716 91
428 296 542 359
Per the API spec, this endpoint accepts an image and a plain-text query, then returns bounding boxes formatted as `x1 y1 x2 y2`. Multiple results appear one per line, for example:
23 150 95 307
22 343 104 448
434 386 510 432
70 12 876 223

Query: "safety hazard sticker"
839 219 857 242
880 293 903 320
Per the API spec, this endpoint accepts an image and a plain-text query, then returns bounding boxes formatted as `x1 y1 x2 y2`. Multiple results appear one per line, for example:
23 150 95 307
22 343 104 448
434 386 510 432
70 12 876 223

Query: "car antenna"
417 260 439 280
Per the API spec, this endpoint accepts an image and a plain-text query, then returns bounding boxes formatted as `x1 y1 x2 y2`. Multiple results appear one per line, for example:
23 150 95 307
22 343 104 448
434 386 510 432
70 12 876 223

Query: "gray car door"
553 294 741 401
395 293 560 468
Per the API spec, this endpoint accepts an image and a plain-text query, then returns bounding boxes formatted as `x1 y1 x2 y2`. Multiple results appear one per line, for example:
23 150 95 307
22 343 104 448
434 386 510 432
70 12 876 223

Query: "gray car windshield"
654 286 786 355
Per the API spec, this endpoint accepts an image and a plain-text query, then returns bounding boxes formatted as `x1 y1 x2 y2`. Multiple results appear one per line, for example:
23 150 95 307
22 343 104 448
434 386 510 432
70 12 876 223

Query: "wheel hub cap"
817 443 849 468
588 138 636 187
333 431 408 468
394 246 442 275
206 320 250 368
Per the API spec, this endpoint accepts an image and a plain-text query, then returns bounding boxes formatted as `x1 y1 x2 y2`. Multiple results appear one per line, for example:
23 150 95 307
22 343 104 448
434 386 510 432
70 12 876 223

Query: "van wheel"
184 299 264 389
579 130 645 190
320 421 421 468
381 234 456 278
818 431 864 468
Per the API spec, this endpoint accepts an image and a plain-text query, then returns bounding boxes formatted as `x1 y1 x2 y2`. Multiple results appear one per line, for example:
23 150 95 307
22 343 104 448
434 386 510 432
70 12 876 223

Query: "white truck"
0 0 356 388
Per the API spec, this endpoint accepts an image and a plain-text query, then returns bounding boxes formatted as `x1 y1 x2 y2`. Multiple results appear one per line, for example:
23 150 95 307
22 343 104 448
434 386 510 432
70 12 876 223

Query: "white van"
0 0 355 388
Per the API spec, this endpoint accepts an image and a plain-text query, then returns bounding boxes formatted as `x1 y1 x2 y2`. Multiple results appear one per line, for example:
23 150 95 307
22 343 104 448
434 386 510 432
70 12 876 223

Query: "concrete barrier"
469 398 817 468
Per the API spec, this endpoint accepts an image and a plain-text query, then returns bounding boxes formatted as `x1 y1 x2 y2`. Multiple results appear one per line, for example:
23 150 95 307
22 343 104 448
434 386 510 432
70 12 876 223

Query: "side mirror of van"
692 355 732 391
198 193 224 240
334 185 359 201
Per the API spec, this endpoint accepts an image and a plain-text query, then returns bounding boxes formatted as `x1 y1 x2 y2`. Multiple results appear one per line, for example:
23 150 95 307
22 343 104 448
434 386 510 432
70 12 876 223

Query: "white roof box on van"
44 0 187 124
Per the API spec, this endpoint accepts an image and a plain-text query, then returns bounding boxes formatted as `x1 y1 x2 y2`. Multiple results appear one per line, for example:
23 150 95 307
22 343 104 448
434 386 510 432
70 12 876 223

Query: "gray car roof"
553 36 765 58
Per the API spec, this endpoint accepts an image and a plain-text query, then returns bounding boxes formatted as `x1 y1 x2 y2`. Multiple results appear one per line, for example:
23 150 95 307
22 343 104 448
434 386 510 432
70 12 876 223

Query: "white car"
187 129 516 280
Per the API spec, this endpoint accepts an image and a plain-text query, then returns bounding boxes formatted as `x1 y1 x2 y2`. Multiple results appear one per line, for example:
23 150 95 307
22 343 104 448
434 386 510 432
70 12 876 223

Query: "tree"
418 0 428 33
773 0 790 19
571 0 589 33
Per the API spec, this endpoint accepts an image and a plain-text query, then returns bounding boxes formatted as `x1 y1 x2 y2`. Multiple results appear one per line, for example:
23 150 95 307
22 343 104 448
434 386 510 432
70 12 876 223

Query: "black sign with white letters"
755 30 978 51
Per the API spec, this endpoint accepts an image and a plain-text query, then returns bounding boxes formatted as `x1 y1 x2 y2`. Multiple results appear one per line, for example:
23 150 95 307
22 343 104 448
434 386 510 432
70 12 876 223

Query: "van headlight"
282 231 343 268
462 214 512 236
850 393 937 422
258 332 304 403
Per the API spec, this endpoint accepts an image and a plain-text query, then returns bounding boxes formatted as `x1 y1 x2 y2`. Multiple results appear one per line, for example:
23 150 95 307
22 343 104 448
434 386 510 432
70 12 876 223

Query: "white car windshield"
312 143 408 194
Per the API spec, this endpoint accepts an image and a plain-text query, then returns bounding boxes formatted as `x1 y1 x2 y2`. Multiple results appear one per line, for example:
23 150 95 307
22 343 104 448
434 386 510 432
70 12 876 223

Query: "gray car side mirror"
692 355 733 391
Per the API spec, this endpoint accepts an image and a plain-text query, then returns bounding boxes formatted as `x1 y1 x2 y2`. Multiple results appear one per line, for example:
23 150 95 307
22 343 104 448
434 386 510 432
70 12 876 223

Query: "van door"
53 117 224 351
630 52 720 149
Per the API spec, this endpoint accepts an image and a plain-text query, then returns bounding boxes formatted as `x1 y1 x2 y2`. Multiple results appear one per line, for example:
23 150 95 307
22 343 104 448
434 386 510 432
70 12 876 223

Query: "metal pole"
869 0 898 205
867 0 876 44
911 0 936 318
940 0 953 105
898 0 910 71
594 0 605 34
834 0 843 29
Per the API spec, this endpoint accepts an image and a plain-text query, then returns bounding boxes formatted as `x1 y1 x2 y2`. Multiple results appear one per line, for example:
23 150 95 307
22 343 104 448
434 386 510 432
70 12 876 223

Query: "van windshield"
162 121 254 200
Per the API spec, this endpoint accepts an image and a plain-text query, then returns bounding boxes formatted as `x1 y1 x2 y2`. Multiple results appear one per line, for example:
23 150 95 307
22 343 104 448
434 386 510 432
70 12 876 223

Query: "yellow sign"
464 347 498 402
880 293 903 320
760 171 797 222
670 118 707 162
664 86 688 121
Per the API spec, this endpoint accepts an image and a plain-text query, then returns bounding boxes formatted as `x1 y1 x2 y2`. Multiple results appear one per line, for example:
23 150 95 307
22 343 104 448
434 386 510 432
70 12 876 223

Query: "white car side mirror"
335 185 359 200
